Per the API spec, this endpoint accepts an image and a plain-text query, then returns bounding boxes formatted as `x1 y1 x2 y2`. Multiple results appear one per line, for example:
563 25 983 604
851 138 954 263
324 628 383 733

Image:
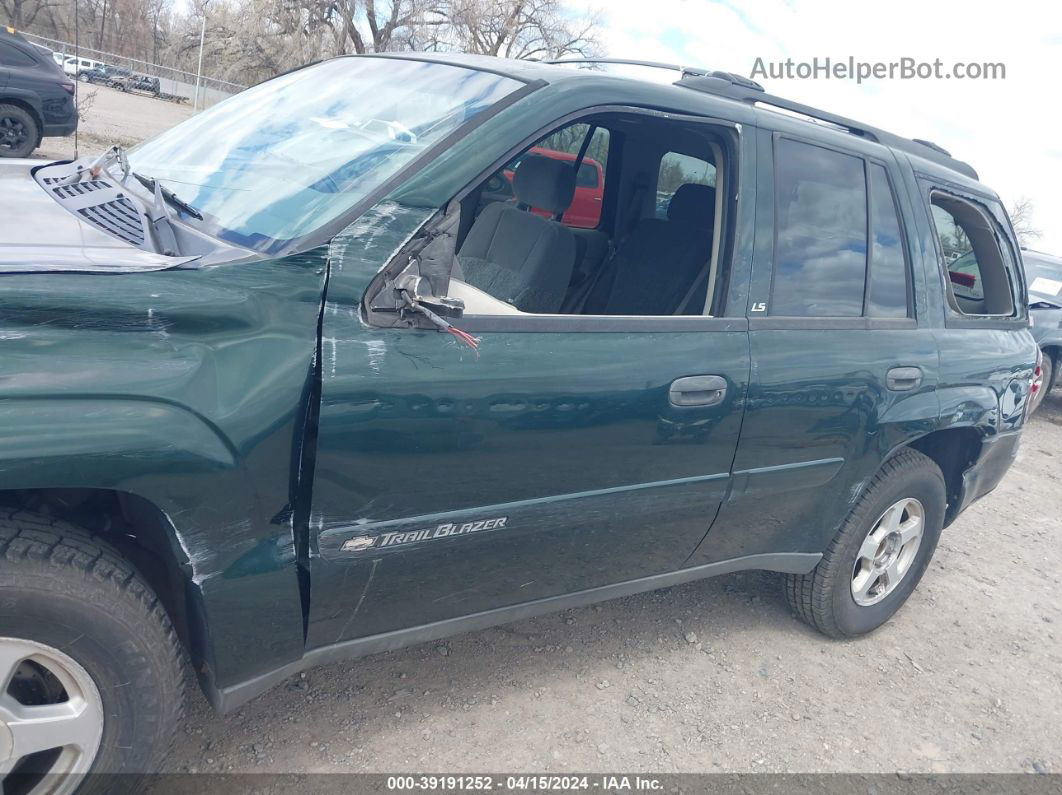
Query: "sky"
571 0 1062 253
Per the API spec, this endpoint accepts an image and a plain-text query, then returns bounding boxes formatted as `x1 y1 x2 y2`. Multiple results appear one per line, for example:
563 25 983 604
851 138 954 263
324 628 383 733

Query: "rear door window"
771 139 867 317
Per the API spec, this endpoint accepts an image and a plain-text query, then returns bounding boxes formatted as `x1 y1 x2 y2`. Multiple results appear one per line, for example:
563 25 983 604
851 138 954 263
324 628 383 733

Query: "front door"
304 213 751 647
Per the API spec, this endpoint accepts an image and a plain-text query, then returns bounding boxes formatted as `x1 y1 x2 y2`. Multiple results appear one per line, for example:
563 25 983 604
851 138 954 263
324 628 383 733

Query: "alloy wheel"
0 638 103 794
850 497 925 606
0 116 29 154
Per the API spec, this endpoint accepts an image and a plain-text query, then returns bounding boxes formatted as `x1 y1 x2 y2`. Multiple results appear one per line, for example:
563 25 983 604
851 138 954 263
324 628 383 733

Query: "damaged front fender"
0 249 330 696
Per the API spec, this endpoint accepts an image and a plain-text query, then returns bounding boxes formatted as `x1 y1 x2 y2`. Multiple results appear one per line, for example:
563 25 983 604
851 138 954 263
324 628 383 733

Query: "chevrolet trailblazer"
0 54 1038 791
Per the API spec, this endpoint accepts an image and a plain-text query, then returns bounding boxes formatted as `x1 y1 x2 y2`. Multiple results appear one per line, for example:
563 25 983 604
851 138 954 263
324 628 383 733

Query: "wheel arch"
0 487 215 694
903 427 983 527
0 396 266 703
0 95 44 143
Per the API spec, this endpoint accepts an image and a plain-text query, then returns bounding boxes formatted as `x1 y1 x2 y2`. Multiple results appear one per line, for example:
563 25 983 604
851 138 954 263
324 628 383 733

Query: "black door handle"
669 375 727 407
887 366 923 391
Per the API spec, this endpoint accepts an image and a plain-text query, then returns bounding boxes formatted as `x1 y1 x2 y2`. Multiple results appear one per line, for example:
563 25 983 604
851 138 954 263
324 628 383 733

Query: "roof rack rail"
545 57 711 79
910 138 951 156
675 73 978 180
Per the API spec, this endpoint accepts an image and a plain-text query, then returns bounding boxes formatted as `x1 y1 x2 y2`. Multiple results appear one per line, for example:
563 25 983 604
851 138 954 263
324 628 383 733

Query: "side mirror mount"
394 273 464 320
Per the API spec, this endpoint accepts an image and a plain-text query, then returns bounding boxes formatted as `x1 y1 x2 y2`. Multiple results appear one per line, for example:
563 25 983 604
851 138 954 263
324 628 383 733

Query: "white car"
61 55 104 76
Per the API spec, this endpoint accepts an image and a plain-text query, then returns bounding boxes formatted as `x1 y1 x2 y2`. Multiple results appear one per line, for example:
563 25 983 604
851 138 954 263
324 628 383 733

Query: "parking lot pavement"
167 392 1062 775
35 83 194 161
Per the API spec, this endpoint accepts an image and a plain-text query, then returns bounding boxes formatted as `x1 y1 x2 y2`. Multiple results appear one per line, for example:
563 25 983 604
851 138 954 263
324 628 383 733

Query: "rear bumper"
951 429 1022 521
40 93 78 138
42 118 77 138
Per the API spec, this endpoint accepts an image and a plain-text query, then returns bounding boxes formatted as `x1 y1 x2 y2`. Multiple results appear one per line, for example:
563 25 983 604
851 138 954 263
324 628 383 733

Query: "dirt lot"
164 391 1062 775
32 88 1062 776
35 83 194 161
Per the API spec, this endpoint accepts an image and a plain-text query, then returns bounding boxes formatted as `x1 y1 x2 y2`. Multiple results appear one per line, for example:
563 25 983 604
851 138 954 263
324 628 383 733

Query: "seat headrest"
513 154 576 216
667 183 716 225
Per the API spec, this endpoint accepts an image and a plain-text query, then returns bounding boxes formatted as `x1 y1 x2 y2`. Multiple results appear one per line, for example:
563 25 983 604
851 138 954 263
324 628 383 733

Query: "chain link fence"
20 32 246 108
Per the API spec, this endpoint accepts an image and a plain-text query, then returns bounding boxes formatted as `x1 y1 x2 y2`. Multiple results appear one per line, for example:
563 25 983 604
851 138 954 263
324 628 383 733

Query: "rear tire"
0 512 185 793
0 104 39 159
785 449 946 638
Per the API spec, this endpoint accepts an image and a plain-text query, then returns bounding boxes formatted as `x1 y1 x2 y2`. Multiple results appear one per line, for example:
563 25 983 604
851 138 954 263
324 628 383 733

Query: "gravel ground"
166 391 1062 775
30 88 1062 776
34 83 194 161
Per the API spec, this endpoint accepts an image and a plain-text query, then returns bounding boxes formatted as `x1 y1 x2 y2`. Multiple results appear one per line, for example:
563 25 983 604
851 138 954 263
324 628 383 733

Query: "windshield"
1024 252 1062 300
1025 252 1062 282
127 57 523 253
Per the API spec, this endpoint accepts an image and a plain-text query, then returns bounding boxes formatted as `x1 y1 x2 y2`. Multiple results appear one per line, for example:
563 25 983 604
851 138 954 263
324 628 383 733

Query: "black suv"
0 27 76 157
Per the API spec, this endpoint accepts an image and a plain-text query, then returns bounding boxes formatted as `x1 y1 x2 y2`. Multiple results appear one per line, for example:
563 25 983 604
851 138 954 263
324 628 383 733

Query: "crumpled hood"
0 159 195 274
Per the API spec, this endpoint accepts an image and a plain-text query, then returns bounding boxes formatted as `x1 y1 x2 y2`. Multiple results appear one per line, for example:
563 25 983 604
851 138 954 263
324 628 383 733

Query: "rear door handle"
887 366 923 391
669 375 727 407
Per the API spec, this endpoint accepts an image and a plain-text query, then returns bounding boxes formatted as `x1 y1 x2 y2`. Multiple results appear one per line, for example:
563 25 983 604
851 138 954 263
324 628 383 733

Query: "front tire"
785 449 946 638
0 512 185 793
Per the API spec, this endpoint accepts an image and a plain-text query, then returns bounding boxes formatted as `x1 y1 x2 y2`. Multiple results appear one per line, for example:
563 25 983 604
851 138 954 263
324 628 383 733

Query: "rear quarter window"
929 192 1016 317
0 41 38 67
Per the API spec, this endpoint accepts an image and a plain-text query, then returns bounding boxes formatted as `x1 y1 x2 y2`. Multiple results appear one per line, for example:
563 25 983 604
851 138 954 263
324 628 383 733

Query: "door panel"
688 128 941 566
688 326 940 565
307 306 750 645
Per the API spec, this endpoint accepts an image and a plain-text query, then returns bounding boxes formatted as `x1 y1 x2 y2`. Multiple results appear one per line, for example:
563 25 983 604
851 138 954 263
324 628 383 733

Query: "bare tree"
440 0 600 59
1 0 60 29
284 0 443 55
1009 196 1043 247
145 0 170 64
12 0 603 89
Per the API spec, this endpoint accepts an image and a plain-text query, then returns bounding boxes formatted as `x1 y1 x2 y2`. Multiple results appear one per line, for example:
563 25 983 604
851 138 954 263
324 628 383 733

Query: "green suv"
0 54 1039 789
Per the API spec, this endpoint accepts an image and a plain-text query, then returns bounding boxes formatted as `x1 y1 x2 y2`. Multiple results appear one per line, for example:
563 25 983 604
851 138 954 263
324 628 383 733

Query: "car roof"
360 52 982 185
1023 249 1062 267
1 26 39 53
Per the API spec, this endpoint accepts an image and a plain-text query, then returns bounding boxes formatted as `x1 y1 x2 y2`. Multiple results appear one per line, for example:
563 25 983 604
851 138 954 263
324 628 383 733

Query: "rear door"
305 110 755 647
688 127 941 566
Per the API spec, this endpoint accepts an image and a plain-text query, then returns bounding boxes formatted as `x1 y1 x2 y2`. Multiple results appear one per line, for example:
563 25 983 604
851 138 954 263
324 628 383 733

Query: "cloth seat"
585 184 715 316
458 155 578 314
